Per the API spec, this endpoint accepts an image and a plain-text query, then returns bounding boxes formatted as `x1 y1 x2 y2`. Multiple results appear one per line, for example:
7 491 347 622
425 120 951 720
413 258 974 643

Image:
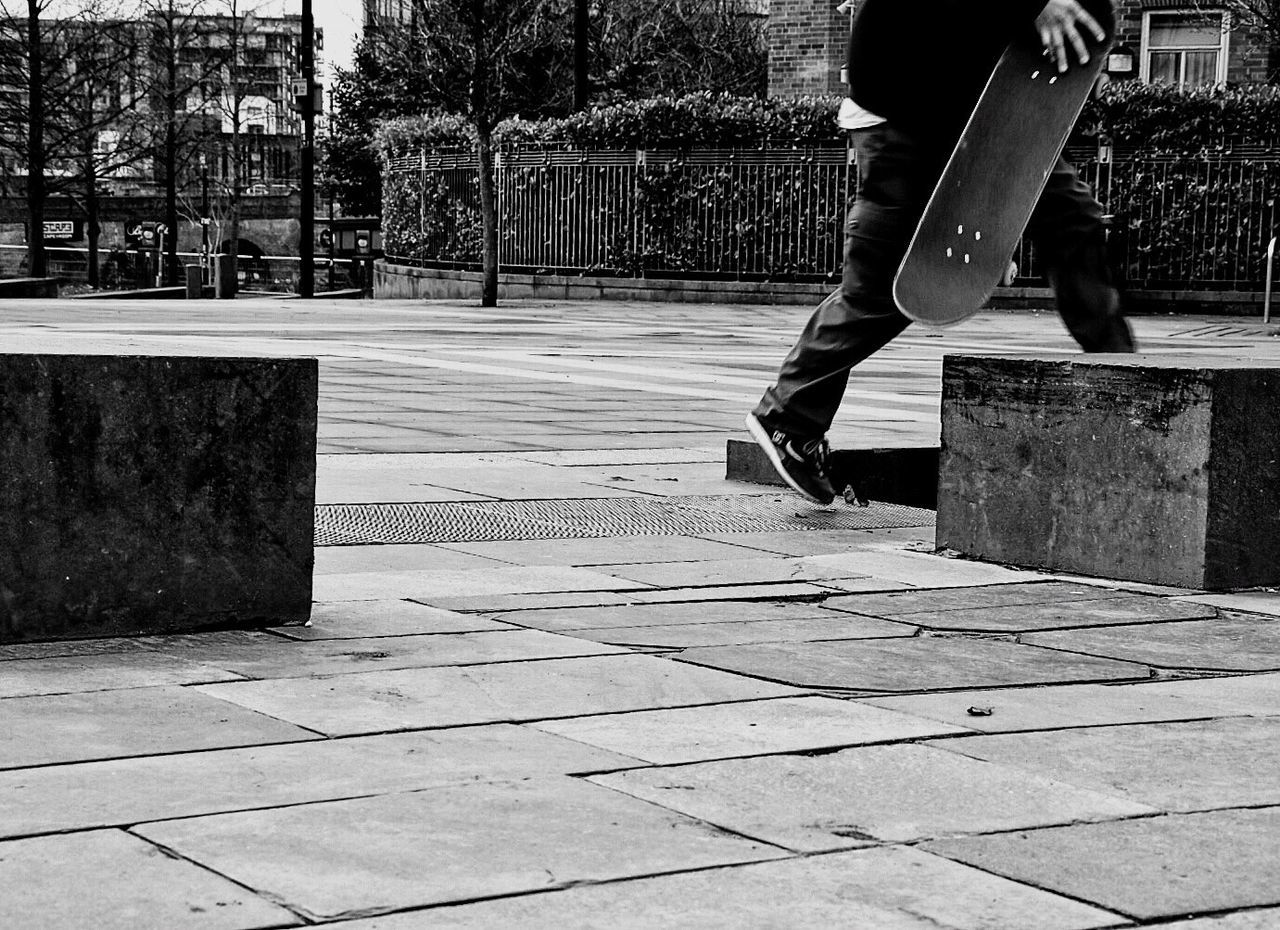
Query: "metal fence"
0 244 353 294
385 143 1280 291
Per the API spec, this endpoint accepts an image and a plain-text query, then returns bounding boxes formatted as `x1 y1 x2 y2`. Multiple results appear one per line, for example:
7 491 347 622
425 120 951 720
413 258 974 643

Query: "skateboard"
893 0 1115 325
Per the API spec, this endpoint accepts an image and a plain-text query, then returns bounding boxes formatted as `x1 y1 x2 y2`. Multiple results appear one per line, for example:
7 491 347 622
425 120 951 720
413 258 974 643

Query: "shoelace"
800 437 831 475
775 430 830 475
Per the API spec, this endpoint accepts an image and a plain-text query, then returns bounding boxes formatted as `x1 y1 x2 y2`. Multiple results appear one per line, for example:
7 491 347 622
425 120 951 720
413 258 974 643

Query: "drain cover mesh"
315 495 934 546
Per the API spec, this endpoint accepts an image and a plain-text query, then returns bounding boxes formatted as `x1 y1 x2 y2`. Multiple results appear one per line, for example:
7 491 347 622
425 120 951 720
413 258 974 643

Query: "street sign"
290 79 308 97
42 220 80 240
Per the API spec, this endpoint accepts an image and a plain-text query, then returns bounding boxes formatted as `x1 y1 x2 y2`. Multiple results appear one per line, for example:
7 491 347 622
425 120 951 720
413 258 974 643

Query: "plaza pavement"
2 296 1279 929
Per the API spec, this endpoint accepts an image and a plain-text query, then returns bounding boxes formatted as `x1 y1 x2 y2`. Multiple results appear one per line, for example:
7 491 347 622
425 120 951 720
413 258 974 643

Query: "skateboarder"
747 0 1136 506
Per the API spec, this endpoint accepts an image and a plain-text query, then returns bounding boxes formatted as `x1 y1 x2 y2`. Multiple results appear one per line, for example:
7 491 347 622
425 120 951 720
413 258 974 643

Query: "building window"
1141 10 1229 86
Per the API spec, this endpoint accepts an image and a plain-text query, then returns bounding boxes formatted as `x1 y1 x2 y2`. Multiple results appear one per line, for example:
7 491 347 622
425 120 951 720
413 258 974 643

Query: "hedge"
377 84 1280 158
380 84 1280 288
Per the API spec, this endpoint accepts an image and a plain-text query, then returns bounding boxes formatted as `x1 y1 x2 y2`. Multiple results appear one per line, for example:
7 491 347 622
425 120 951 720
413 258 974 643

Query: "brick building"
768 1 1277 97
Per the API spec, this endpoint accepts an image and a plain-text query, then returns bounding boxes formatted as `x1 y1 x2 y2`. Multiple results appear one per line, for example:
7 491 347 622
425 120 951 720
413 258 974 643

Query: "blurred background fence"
384 143 1280 291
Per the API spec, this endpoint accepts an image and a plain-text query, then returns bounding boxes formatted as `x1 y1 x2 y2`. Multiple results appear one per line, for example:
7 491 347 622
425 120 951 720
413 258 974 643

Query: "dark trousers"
754 122 1135 438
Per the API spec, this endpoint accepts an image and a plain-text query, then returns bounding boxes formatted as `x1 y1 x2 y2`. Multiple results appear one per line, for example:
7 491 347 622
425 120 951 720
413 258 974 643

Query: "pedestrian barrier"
0 355 318 643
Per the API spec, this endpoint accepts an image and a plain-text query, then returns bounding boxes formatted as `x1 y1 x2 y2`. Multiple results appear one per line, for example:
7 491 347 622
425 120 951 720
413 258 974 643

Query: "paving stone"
269 599 516 640
876 597 1218 632
491 600 843 633
935 717 1280 811
696 528 936 557
601 556 875 588
589 743 1151 850
923 807 1280 920
133 777 786 920
559 614 916 648
1024 614 1280 671
0 651 244 698
328 845 1122 929
0 830 293 929
530 695 968 764
311 565 646 602
436 535 771 567
0 637 150 660
823 582 1128 618
0 686 318 769
424 590 639 613
313 543 509 574
861 680 1244 733
194 654 804 736
1175 591 1280 617
781 549 1048 588
0 725 639 838
624 583 847 602
1143 910 1280 929
1138 672 1280 716
674 637 1151 692
141 628 629 678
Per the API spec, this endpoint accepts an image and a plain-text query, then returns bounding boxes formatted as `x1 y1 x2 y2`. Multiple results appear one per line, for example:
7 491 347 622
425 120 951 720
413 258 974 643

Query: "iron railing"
386 143 1280 292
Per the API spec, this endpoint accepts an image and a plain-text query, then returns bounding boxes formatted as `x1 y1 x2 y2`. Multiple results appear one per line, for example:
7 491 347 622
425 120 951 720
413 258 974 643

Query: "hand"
1035 0 1107 73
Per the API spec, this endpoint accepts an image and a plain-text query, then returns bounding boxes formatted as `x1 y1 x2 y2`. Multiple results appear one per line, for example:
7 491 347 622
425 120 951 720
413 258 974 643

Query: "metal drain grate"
315 495 935 546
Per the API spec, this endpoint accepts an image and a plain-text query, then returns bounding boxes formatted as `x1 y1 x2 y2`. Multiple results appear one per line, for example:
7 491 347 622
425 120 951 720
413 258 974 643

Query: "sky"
311 0 360 81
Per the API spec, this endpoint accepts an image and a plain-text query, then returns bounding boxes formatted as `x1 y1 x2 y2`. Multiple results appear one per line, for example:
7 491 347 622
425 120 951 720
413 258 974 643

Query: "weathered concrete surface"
139 628 629 679
0 651 243 698
937 355 1280 589
488 599 836 632
934 717 1280 810
330 846 1123 929
269 599 516 640
862 680 1248 733
0 354 317 642
0 727 640 838
675 636 1151 691
1024 614 1280 671
924 807 1280 920
556 614 915 648
134 778 786 920
0 686 317 769
867 596 1218 632
194 654 803 736
0 830 294 930
531 695 967 764
590 744 1153 850
822 581 1116 617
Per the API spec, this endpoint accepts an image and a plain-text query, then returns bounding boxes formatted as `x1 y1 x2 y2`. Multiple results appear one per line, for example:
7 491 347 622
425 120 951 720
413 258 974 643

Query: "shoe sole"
744 413 832 506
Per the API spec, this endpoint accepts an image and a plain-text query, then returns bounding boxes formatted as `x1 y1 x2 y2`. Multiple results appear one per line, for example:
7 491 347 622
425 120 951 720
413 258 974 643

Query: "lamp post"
199 153 210 285
299 0 315 297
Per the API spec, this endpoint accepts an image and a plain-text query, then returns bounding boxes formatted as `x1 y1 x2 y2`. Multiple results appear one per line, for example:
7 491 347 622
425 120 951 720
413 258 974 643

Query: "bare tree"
398 0 570 306
591 0 768 100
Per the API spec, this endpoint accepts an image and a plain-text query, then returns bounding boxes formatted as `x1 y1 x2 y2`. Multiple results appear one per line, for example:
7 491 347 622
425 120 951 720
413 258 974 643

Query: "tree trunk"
26 0 46 279
86 168 100 288
476 127 498 307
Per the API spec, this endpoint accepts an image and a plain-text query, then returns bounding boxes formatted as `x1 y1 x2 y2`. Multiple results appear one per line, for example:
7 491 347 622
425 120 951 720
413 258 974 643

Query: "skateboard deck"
893 0 1115 325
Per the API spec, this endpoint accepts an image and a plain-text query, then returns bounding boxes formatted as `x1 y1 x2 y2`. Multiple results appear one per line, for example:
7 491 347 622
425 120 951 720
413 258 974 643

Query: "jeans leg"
1028 158 1136 353
754 125 942 437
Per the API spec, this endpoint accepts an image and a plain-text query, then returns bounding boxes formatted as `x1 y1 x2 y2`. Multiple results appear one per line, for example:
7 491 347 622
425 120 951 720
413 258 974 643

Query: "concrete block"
726 439 939 508
0 354 316 642
937 355 1280 589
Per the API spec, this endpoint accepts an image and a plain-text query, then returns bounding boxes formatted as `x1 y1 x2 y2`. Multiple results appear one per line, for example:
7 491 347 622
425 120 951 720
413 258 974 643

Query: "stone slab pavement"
3 297 1280 928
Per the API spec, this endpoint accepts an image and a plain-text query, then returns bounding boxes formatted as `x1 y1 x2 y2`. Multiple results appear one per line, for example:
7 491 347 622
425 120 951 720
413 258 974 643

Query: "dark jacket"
846 0 1054 143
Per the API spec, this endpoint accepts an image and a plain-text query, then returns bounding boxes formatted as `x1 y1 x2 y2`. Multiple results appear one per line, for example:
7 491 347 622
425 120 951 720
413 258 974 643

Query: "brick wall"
769 0 1273 98
767 0 849 97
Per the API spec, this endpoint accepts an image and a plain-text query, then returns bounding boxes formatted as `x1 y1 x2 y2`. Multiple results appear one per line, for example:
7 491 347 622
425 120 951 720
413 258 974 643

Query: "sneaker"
745 413 836 505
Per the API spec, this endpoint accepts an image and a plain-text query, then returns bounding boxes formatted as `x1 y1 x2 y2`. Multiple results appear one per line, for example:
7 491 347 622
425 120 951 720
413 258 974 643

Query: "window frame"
1139 8 1231 86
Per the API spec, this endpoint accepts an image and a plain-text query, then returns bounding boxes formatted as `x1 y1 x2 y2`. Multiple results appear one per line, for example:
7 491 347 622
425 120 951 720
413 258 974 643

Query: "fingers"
1040 25 1068 72
1037 0 1108 72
